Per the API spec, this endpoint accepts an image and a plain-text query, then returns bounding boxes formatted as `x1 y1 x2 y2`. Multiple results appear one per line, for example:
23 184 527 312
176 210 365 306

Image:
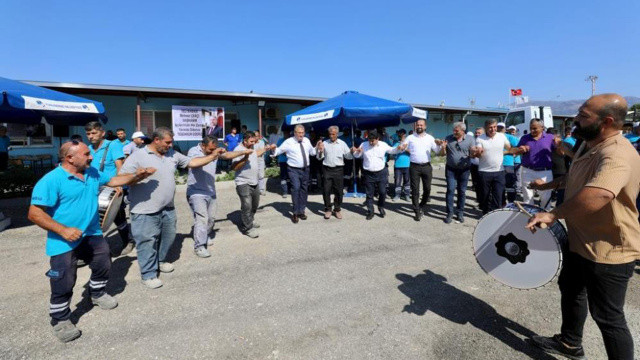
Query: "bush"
0 167 39 199
216 171 235 182
265 165 280 178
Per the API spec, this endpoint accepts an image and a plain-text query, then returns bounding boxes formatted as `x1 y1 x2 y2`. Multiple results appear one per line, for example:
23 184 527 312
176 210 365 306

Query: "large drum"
472 203 568 289
98 187 123 232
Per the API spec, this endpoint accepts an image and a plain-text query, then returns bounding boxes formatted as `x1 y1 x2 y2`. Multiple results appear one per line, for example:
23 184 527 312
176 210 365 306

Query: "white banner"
411 107 427 119
290 109 335 124
22 95 99 113
171 105 225 141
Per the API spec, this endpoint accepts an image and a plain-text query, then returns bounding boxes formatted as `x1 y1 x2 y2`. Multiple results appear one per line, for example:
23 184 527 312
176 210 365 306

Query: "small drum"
98 187 123 232
472 203 568 289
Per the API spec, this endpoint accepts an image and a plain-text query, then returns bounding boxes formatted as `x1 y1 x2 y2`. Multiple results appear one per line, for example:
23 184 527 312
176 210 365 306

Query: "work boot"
91 293 118 310
52 320 81 343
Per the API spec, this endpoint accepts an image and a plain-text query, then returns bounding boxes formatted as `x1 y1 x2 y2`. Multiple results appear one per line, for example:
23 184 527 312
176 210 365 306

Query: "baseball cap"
131 131 146 139
507 125 516 131
497 122 506 128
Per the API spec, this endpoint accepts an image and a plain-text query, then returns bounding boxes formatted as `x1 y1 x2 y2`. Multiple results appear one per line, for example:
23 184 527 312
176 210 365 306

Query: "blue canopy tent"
283 91 427 197
0 77 107 126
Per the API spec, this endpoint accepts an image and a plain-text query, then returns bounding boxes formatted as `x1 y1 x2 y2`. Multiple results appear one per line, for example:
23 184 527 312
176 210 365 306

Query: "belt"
523 166 551 172
288 165 309 170
410 162 431 166
323 165 344 169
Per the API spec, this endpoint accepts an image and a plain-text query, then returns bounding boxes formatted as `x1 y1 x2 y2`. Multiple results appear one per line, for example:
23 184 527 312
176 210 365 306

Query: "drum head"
473 209 563 289
100 191 123 232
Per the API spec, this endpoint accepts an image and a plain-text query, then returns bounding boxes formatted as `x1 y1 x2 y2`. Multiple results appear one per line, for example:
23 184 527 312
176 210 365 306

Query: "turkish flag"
510 89 522 96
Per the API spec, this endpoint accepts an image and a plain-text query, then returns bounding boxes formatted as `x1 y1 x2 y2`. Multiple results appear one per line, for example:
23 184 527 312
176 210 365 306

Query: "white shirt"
353 141 400 172
317 138 352 167
273 136 317 168
476 132 510 172
402 132 441 164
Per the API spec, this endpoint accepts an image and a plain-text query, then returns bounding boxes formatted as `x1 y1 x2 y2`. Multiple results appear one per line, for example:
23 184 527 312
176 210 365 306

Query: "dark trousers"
445 166 470 216
363 168 388 213
470 164 482 205
409 162 433 213
288 166 310 215
504 165 517 203
559 252 635 359
0 151 8 171
279 162 290 195
478 170 505 214
322 165 344 211
236 184 260 232
393 167 410 198
47 235 111 325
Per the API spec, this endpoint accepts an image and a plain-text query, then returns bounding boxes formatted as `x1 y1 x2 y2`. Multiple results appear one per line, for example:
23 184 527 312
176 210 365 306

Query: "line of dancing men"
27 93 640 360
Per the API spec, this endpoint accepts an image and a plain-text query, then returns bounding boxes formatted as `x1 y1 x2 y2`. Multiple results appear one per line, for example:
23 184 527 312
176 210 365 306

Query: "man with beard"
187 136 251 257
231 132 276 238
121 127 223 289
401 119 445 221
28 141 155 342
85 121 134 255
527 94 640 360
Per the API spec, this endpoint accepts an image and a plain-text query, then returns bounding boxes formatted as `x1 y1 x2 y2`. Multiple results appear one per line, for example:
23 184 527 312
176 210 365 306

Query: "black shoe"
456 213 465 223
379 207 386 218
299 213 307 220
366 212 374 220
530 335 586 360
414 211 422 222
444 215 453 224
291 214 299 224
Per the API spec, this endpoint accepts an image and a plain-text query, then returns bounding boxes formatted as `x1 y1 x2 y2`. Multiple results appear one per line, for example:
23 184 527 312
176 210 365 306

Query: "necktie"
299 140 308 167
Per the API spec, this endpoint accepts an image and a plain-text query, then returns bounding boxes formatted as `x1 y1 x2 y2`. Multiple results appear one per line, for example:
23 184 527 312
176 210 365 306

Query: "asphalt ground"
0 167 638 360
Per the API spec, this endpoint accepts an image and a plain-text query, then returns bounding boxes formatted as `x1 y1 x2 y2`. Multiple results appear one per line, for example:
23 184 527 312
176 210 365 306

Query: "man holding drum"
28 141 155 343
527 94 640 360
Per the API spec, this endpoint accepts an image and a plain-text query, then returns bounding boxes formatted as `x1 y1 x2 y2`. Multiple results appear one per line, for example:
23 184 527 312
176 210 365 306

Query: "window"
224 112 240 136
2 121 53 147
505 111 525 127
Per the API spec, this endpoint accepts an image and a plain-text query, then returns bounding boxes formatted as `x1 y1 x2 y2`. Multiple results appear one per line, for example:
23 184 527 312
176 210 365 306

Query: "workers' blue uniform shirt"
89 140 124 179
31 166 111 256
0 136 9 152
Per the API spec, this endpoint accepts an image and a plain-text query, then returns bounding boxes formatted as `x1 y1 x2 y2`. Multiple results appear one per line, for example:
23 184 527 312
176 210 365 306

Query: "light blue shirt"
90 140 125 179
503 133 520 166
31 166 110 256
0 136 9 152
392 141 410 168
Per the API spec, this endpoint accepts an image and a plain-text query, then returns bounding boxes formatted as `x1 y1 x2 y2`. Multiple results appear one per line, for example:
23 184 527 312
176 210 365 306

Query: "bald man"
527 94 640 360
28 141 155 342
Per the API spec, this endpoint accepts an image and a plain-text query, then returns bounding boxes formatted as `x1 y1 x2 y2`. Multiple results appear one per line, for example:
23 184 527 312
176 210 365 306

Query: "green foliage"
216 171 235 182
264 165 280 178
0 167 39 199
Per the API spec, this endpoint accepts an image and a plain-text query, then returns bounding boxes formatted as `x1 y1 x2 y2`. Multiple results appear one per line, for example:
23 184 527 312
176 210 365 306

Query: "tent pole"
351 119 358 195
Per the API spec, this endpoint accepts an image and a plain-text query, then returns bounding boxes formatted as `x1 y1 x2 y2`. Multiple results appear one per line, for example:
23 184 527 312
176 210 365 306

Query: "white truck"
503 106 553 135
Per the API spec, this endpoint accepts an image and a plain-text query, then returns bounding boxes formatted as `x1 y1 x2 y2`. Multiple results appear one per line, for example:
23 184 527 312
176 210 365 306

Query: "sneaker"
245 228 259 238
52 320 81 343
252 222 261 229
159 262 174 273
530 335 586 360
400 195 408 202
91 293 118 310
392 196 399 202
324 211 331 219
444 215 453 224
142 277 163 289
120 241 135 256
194 247 211 258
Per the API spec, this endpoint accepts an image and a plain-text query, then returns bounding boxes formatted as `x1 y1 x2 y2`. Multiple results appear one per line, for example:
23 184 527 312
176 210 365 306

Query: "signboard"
171 106 225 141
290 109 335 124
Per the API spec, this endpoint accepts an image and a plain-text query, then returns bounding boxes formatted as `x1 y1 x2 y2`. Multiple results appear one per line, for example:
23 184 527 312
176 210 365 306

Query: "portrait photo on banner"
171 105 225 141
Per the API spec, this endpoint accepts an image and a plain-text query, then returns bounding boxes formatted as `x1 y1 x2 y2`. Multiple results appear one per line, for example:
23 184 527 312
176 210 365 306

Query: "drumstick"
514 201 548 229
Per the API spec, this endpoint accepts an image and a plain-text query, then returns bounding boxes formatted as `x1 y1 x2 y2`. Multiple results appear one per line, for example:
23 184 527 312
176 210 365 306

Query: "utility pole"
586 75 598 96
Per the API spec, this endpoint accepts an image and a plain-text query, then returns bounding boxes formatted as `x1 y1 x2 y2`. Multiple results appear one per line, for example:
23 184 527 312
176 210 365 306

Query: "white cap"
497 122 506 128
507 125 517 131
131 131 146 139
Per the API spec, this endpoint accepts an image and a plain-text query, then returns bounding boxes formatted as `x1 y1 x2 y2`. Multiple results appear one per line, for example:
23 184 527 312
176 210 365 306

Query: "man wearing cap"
509 118 561 210
401 119 444 221
527 94 640 360
352 130 404 220
123 131 146 157
498 123 520 204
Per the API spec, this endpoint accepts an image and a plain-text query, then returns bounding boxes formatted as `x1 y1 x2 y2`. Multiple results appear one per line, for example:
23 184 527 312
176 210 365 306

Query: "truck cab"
504 106 553 135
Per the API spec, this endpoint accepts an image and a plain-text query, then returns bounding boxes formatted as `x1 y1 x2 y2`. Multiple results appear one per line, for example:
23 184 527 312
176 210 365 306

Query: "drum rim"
471 207 565 290
99 189 123 231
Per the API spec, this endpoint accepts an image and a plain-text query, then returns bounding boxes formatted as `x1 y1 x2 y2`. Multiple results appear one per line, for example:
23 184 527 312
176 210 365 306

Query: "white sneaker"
159 262 174 273
194 247 211 258
142 278 163 289
245 228 259 238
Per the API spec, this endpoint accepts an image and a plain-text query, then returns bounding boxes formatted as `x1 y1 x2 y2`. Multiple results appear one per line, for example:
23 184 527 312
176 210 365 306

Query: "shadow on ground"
396 269 556 360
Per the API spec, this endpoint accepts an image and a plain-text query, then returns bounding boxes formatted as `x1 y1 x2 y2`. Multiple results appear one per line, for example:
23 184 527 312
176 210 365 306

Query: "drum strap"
99 142 111 172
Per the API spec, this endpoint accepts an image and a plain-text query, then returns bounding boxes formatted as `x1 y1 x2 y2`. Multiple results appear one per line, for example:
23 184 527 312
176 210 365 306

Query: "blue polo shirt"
0 136 9 152
225 133 241 151
392 141 410 168
503 133 521 166
276 137 288 163
90 140 125 179
31 166 110 256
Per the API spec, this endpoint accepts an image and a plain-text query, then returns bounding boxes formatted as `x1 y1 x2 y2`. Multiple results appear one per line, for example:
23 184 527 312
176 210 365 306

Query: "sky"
2 0 639 108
